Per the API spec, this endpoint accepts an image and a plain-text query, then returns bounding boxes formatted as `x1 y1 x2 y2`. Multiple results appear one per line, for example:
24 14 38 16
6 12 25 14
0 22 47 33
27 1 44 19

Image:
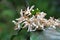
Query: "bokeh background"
0 0 60 40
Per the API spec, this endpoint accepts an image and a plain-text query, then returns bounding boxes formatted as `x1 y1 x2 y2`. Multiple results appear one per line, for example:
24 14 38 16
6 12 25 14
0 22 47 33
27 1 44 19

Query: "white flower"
25 5 35 16
39 12 46 18
12 20 21 30
14 23 20 30
50 25 56 29
29 15 35 21
30 5 35 11
20 9 23 17
22 21 29 28
23 21 32 32
55 19 60 23
36 14 41 19
16 17 25 23
12 5 60 32
12 20 17 24
54 19 60 26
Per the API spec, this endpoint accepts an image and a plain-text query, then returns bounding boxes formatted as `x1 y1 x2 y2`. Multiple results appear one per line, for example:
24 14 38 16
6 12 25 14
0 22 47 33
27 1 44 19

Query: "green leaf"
30 28 60 40
1 9 16 22
0 23 12 40
12 29 28 40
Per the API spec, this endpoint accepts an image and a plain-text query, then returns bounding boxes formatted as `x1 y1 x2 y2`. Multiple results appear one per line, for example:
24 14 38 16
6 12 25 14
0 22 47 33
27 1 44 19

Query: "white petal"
27 6 29 11
18 24 20 29
37 21 40 25
37 15 41 19
50 25 56 29
52 26 56 29
14 24 21 30
16 18 20 20
29 12 31 15
25 11 28 14
40 24 44 29
20 9 23 17
27 25 31 32
14 28 18 30
12 20 16 24
40 12 46 18
30 5 35 11
32 23 37 26
23 24 28 28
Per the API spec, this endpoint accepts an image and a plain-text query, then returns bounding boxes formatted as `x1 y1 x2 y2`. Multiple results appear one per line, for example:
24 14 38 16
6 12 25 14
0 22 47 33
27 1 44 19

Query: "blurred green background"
0 0 60 40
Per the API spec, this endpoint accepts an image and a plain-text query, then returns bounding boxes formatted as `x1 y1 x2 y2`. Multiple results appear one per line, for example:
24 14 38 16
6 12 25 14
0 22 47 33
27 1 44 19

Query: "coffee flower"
12 5 60 32
12 20 20 30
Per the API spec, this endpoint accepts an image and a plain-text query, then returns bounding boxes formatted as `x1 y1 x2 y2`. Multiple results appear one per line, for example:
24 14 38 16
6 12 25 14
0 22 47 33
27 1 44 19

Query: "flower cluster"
12 5 60 32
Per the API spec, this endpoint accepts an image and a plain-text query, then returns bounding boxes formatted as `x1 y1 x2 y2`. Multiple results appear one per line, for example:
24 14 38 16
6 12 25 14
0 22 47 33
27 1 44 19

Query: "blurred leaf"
12 29 28 40
1 9 16 22
0 23 12 40
0 3 8 10
30 28 60 40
